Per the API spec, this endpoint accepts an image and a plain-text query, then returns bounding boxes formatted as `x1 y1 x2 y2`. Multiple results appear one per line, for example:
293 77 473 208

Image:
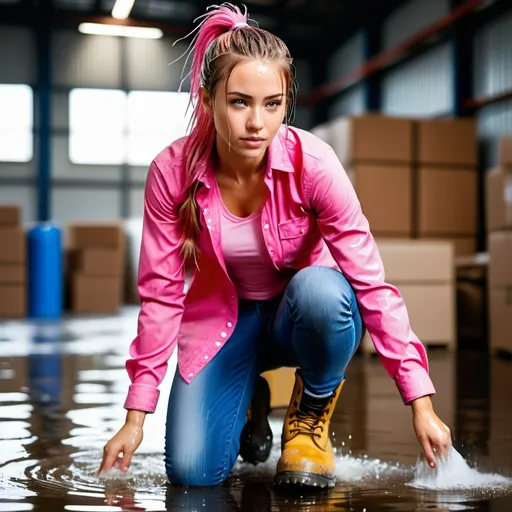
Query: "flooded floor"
0 307 511 511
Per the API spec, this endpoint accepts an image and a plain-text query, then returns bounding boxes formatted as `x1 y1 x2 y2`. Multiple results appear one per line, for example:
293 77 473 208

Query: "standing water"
0 308 511 511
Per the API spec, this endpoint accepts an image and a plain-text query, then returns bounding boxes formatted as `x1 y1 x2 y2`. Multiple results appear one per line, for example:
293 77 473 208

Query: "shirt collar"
267 126 295 174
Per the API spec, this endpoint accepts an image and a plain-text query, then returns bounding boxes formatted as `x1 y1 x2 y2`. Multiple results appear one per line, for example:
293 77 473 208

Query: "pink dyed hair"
176 3 295 264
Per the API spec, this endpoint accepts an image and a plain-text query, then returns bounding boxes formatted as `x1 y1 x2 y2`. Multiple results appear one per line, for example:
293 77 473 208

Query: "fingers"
419 434 437 469
120 450 134 473
97 444 121 476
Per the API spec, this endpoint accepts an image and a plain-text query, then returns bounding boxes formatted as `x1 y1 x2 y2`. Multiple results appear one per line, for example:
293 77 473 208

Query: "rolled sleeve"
124 383 161 413
396 369 436 405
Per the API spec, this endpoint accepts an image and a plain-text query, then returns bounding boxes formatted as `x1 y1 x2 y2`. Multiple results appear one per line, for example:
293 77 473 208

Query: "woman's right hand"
97 411 146 475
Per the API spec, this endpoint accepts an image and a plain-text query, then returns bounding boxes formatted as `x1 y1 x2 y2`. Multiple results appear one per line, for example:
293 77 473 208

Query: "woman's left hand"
411 396 452 468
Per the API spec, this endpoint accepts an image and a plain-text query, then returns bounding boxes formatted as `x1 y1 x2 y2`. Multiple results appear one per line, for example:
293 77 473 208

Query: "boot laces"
289 409 327 439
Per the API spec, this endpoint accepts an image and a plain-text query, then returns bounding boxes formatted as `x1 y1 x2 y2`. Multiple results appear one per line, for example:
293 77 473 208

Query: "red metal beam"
298 0 484 108
464 89 512 110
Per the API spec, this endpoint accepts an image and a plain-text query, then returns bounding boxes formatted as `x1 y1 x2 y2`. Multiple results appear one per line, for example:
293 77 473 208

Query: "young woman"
98 3 451 489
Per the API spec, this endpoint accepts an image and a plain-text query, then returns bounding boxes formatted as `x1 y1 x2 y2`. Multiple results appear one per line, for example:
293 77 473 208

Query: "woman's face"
203 59 287 162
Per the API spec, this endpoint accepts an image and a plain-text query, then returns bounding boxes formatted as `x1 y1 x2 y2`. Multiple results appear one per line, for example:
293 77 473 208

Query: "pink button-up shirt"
124 125 436 413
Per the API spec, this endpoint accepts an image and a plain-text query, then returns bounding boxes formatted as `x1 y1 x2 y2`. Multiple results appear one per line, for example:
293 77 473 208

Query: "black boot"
239 376 273 465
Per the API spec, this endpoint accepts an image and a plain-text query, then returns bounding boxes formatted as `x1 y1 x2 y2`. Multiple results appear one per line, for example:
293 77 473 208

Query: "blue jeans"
164 266 363 486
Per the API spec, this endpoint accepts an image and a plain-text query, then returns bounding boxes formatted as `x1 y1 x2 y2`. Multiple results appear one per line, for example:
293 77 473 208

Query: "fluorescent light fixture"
78 22 163 39
112 0 135 19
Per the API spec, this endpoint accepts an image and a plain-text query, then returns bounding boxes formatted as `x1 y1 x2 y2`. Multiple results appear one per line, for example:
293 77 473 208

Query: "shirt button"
221 332 227 338
188 372 194 377
227 321 232 328
204 355 209 360
300 228 305 234
215 341 221 346
263 224 269 229
207 218 212 224
203 208 209 214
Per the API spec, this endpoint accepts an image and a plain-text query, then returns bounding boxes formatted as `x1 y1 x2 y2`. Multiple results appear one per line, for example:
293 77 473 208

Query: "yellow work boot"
274 371 344 489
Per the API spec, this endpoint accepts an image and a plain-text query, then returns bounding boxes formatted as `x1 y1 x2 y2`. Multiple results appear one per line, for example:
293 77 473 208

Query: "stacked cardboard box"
314 114 478 255
0 205 26 318
68 223 126 314
415 118 478 256
361 239 455 354
329 114 414 238
486 135 512 354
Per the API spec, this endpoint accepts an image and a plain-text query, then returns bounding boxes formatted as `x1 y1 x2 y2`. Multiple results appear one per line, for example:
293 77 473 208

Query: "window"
127 91 191 166
69 88 191 166
0 84 33 163
69 88 126 165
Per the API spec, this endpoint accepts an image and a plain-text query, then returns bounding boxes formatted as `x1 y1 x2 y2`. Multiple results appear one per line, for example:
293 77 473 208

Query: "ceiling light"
112 0 135 20
78 22 163 39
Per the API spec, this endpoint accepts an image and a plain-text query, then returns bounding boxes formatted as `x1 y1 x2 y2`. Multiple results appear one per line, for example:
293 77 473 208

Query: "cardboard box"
69 223 125 250
489 287 512 353
415 118 477 167
498 135 512 168
330 114 413 165
362 283 455 352
0 228 26 264
261 367 296 408
375 239 453 282
400 283 455 343
489 231 512 287
421 236 477 257
0 265 26 284
69 248 124 277
418 167 477 236
486 167 512 232
351 164 412 236
0 205 21 226
362 239 455 354
0 284 26 318
71 274 122 314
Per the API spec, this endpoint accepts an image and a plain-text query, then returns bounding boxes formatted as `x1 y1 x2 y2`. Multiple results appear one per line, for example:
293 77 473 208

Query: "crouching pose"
98 3 451 489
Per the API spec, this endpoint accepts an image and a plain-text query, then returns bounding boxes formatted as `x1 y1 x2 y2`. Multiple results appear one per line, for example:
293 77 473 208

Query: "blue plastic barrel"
28 223 63 319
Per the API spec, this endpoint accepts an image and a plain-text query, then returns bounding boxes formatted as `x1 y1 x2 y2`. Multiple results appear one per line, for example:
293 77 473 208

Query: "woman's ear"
200 87 213 115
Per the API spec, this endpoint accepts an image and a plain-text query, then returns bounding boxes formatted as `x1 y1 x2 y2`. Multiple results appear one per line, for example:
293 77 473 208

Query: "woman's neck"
213 140 267 184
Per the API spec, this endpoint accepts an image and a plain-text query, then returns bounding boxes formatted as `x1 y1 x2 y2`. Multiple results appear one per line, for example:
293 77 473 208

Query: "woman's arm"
304 145 434 404
304 145 452 467
124 157 187 414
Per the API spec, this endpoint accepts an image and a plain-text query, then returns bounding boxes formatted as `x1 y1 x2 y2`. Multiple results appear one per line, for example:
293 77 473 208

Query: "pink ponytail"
176 3 293 265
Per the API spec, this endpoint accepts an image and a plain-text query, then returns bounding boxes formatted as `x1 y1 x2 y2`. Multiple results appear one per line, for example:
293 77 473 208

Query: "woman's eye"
231 99 246 107
267 101 282 108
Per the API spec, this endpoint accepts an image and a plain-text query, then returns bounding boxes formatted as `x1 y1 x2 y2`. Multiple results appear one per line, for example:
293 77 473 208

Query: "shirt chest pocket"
277 215 313 266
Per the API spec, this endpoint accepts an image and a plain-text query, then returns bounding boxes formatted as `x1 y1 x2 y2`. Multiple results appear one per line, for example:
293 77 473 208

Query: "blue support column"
450 0 484 254
450 0 474 117
363 22 381 112
36 26 52 222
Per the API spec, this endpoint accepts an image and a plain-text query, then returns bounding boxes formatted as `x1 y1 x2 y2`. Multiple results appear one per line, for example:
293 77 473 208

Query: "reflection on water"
0 308 511 511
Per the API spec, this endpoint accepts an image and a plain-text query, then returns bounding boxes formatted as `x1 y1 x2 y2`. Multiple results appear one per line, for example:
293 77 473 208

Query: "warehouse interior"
1 0 512 510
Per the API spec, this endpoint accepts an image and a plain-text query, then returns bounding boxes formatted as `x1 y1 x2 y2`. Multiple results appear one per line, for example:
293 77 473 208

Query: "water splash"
409 446 511 490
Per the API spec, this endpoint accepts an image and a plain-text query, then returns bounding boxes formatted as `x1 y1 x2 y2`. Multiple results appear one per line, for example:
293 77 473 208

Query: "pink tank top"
213 180 289 300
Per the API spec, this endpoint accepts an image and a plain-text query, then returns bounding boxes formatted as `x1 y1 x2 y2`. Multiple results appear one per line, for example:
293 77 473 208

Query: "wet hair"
176 3 295 265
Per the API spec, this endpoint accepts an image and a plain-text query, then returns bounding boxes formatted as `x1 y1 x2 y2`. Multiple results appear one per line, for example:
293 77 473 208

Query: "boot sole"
273 471 336 489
